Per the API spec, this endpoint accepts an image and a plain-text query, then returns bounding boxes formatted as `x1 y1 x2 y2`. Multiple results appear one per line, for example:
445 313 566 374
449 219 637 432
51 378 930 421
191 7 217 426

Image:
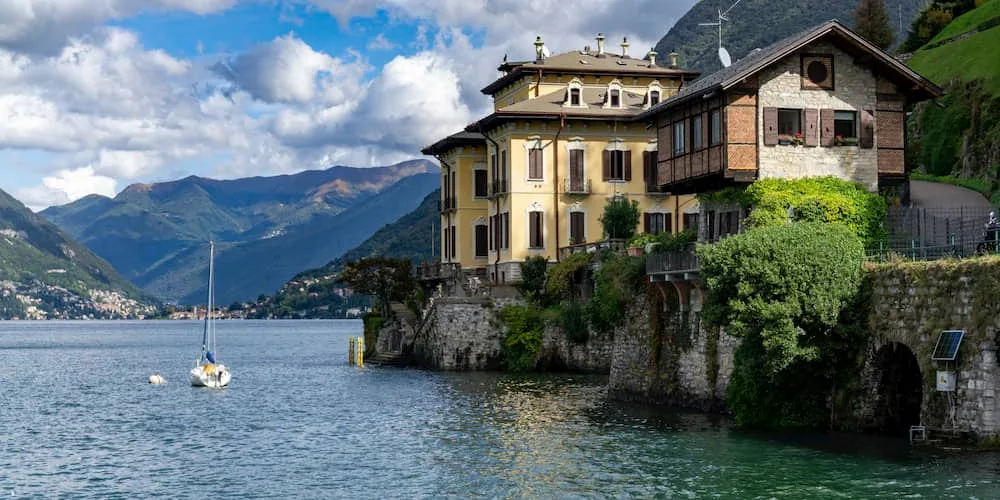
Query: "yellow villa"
422 34 701 283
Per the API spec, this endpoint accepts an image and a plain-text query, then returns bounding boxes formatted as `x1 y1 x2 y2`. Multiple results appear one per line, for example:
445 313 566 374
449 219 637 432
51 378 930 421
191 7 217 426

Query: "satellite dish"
541 45 551 58
719 47 732 68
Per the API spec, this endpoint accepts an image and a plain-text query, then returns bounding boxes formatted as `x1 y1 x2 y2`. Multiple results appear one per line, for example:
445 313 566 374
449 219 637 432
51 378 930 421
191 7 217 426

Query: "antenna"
698 0 742 67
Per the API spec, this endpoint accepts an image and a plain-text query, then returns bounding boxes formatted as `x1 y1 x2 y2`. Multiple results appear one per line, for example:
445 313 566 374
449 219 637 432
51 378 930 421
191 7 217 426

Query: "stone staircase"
367 351 411 367
389 302 419 327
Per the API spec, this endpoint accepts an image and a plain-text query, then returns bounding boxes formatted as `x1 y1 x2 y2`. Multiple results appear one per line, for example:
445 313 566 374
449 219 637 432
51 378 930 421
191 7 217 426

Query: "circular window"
807 60 828 84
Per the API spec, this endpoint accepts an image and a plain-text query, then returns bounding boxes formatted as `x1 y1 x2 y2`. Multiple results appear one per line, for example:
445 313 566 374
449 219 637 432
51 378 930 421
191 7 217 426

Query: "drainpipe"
553 114 565 261
535 69 543 97
434 155 454 266
479 126 503 281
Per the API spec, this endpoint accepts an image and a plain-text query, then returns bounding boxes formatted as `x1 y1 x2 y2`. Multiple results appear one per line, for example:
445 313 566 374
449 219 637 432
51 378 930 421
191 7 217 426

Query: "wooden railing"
646 244 700 275
558 239 627 259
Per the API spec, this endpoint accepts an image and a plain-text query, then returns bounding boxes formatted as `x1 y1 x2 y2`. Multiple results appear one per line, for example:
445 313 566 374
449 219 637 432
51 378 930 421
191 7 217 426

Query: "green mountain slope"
42 160 439 304
906 1 1000 193
0 189 155 319
253 189 440 318
655 0 926 73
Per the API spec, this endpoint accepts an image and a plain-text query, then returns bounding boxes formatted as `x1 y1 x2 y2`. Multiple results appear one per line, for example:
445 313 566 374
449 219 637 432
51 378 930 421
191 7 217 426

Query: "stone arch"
871 341 923 436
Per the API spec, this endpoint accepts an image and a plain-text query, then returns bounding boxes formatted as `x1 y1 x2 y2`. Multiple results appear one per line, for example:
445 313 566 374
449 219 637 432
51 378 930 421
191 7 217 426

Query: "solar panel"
931 330 965 361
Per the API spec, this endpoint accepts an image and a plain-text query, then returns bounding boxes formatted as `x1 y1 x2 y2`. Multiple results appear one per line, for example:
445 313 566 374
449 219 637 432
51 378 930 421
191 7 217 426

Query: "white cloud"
15 166 117 209
367 33 397 51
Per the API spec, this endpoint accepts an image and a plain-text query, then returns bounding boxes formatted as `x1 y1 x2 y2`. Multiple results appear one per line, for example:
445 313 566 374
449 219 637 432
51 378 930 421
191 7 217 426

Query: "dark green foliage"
363 312 385 356
600 195 641 240
853 0 895 49
559 301 590 343
654 0 926 73
698 222 867 428
499 304 544 371
900 0 978 52
518 256 549 303
338 257 416 318
651 229 698 253
544 252 592 302
587 253 646 334
737 177 888 246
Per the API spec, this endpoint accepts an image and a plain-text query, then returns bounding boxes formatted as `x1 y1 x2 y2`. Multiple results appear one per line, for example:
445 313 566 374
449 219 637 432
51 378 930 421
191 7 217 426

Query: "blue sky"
0 0 696 210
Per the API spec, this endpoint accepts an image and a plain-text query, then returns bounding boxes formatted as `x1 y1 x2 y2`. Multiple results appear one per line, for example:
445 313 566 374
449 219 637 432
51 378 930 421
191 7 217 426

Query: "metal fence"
867 206 1000 262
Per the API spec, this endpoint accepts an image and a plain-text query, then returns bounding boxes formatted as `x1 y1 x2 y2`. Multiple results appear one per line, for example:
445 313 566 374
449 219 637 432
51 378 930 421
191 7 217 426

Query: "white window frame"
603 80 624 109
568 206 587 245
526 202 546 251
473 217 488 259
472 164 488 198
605 138 628 183
563 78 587 108
524 136 545 182
645 81 663 109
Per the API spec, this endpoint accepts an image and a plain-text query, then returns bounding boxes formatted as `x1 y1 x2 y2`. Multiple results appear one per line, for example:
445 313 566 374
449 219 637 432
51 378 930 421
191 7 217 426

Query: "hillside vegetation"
906 0 1000 200
654 0 926 73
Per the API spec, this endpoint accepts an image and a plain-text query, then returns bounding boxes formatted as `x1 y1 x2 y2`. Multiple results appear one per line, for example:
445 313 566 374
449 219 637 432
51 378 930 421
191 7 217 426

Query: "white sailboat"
190 241 231 388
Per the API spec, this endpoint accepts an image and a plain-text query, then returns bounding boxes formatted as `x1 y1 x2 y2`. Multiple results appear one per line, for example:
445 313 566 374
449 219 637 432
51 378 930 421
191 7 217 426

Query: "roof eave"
480 65 703 95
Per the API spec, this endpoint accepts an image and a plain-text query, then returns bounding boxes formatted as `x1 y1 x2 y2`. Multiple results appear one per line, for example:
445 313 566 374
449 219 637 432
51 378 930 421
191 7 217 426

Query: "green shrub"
587 252 646 334
499 304 545 371
545 252 592 302
559 301 589 343
518 256 549 304
698 222 867 428
362 312 384 356
651 229 697 253
600 195 641 240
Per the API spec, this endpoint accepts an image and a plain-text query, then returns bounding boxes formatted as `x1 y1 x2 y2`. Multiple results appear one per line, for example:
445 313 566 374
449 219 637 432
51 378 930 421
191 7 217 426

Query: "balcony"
646 244 700 281
489 179 509 198
563 177 592 194
558 239 627 260
645 182 669 195
439 196 456 213
416 262 461 281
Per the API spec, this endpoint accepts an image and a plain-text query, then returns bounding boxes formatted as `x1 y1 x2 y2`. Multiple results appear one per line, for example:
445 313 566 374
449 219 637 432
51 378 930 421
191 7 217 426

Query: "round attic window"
807 60 828 84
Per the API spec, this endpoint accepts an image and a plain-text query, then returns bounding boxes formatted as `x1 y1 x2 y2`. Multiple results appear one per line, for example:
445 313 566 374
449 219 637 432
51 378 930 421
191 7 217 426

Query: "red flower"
835 134 843 140
794 132 803 138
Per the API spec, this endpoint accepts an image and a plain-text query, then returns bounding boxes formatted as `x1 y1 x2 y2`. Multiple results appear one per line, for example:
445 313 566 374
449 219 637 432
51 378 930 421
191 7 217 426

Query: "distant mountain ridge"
655 0 927 73
42 160 440 304
0 188 155 319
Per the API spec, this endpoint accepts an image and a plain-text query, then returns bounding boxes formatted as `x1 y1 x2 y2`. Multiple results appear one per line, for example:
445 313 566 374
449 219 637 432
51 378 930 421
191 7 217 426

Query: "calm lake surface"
1 320 997 498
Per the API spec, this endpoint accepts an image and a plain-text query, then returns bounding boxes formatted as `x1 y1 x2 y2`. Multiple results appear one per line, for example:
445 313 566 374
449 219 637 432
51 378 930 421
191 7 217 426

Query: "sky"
0 0 697 211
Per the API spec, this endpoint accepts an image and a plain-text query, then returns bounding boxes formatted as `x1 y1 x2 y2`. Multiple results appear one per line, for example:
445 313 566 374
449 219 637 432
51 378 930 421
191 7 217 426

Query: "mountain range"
0 188 155 319
42 160 439 305
655 0 927 73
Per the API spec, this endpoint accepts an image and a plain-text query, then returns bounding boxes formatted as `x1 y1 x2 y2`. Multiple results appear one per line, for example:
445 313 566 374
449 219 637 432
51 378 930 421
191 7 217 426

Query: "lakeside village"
350 21 1000 446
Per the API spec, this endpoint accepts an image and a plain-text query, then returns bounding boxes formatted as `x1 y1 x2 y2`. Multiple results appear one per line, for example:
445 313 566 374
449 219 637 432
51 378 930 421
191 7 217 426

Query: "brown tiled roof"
482 49 700 95
421 130 485 156
634 20 942 121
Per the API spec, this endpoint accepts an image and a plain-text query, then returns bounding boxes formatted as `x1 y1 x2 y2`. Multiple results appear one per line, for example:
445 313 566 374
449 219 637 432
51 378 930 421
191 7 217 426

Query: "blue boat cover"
206 351 216 363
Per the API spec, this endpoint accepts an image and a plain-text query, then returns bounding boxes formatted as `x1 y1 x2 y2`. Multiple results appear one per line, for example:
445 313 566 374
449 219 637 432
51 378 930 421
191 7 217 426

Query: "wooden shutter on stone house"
804 108 819 146
643 213 651 234
820 109 835 146
763 107 778 146
602 150 610 181
860 109 875 148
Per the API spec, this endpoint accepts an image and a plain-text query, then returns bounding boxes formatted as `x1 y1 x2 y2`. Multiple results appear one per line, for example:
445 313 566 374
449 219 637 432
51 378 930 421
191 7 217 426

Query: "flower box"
627 246 644 257
834 135 858 146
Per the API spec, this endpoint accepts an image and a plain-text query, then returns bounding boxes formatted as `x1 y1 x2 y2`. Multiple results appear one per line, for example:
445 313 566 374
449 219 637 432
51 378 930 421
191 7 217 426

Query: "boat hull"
190 364 231 388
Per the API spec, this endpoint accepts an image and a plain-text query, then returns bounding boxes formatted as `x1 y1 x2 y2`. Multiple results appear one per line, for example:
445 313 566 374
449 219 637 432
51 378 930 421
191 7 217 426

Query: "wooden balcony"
558 239 627 260
563 177 592 194
646 244 700 281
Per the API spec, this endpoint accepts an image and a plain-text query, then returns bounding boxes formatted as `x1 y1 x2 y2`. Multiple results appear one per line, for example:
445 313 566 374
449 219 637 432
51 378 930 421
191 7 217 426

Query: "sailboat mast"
200 241 214 361
209 241 216 357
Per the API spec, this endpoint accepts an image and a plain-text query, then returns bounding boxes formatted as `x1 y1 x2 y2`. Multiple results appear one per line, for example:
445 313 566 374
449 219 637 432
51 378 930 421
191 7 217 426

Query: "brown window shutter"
642 151 650 181
643 213 651 234
702 112 709 149
804 108 819 146
763 107 778 146
821 109 835 146
860 109 875 148
602 150 610 181
665 214 673 234
624 150 632 181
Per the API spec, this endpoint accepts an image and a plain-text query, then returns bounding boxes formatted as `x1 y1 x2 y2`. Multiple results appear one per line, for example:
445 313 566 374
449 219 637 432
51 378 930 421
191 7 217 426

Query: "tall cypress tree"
853 0 895 50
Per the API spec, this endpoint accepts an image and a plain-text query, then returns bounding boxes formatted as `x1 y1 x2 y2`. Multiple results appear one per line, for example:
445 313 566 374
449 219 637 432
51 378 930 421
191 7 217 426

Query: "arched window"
564 78 586 108
604 80 624 109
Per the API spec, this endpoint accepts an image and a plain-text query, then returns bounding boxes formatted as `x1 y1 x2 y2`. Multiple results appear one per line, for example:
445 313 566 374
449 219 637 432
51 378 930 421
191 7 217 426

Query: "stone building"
637 19 941 242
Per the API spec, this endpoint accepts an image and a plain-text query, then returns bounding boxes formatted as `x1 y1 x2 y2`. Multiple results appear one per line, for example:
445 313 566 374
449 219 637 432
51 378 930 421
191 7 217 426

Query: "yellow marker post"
356 336 364 367
348 337 355 365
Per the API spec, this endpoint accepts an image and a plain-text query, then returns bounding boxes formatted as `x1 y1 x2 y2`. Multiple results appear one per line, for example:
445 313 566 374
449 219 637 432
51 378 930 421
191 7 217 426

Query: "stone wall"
757 41 879 191
846 260 1000 437
410 296 613 372
608 286 740 411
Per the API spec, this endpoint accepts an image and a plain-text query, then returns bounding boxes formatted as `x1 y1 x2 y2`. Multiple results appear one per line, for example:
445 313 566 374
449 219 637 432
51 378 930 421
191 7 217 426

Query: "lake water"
0 320 997 498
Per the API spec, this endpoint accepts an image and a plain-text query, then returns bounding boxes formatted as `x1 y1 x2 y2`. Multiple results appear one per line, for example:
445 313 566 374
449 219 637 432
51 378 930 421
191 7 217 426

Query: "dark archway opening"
872 342 923 436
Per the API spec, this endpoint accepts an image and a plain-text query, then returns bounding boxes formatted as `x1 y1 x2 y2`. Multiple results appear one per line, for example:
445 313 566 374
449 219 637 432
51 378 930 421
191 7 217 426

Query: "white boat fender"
148 373 166 384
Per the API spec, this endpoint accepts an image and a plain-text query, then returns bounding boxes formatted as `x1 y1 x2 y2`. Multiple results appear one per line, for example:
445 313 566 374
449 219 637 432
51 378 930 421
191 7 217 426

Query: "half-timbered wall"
655 95 726 187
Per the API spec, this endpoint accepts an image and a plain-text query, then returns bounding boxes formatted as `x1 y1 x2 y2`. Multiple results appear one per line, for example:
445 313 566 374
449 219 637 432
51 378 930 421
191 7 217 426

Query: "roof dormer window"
645 81 664 109
604 80 623 109
563 78 587 108
649 90 660 105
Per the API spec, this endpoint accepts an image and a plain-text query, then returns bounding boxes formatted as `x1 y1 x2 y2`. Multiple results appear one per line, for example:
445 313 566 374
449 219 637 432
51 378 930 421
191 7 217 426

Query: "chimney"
647 48 658 67
583 45 591 54
534 36 545 62
669 50 679 69
620 37 630 58
596 33 605 57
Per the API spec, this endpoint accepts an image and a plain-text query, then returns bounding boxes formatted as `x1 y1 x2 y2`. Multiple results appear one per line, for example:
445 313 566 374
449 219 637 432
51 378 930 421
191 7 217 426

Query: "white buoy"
148 374 166 384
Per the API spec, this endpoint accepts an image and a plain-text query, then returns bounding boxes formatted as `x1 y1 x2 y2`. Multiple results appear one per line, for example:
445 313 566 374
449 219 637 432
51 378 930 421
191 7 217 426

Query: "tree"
600 195 640 240
853 0 894 50
337 257 415 317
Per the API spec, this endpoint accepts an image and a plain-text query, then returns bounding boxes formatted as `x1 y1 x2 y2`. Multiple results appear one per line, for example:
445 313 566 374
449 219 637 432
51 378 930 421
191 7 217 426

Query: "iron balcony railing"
646 244 700 275
438 196 456 212
415 262 461 281
558 239 627 259
645 182 668 195
489 179 509 198
563 177 592 194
